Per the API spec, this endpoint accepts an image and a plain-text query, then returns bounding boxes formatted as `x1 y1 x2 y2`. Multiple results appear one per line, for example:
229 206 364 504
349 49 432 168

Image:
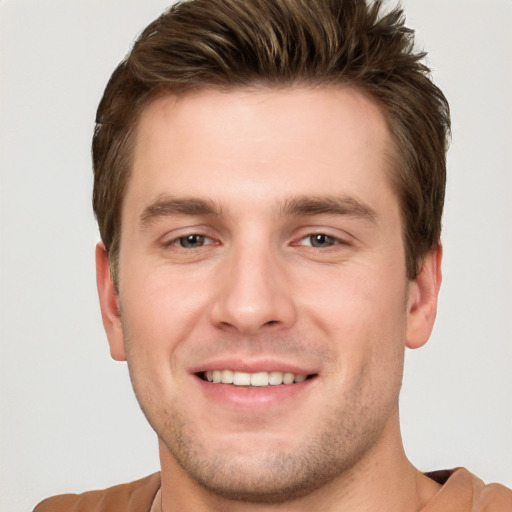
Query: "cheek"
121 262 208 335
300 263 408 376
118 267 211 389
302 262 407 330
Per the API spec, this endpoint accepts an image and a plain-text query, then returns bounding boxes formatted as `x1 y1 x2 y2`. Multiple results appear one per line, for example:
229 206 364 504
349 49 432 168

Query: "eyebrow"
139 193 377 228
140 196 222 227
279 195 377 222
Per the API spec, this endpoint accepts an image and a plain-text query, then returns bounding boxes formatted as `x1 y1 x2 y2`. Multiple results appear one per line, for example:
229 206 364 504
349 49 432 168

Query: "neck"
156 417 440 512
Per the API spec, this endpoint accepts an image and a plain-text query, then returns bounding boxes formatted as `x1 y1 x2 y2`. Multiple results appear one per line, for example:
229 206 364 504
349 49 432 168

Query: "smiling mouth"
199 370 316 387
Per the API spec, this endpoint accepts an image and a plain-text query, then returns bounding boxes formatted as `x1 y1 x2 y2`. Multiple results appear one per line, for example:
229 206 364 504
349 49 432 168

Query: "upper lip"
189 358 318 376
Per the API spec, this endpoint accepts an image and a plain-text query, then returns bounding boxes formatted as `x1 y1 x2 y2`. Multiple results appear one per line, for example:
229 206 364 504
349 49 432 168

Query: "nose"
210 243 297 335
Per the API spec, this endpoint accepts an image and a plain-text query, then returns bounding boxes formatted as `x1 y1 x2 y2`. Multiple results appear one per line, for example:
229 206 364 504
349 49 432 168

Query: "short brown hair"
93 0 450 286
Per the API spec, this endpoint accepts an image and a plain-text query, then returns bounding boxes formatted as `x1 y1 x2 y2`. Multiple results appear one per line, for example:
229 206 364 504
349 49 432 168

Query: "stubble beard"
129 369 401 505
122 319 404 504
161 401 392 504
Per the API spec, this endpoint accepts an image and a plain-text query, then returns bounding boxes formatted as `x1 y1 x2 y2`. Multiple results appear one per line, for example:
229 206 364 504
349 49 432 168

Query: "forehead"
127 86 395 217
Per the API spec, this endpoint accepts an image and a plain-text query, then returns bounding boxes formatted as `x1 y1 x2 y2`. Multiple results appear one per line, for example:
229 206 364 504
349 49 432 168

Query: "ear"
95 242 126 361
405 243 443 349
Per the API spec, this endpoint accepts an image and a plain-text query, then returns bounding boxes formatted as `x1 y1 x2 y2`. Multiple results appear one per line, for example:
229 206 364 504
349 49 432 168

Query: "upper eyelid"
294 233 347 246
157 224 218 240
156 224 354 245
163 233 217 247
293 227 352 242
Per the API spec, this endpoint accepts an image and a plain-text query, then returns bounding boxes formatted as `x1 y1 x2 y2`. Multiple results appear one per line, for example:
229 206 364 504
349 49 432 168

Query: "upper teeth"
205 370 307 386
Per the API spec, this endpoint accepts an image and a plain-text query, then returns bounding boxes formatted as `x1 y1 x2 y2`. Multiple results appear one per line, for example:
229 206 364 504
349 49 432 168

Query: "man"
34 0 512 510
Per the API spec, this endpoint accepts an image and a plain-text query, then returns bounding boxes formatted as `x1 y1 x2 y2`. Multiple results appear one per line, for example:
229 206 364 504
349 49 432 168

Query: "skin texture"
96 87 442 511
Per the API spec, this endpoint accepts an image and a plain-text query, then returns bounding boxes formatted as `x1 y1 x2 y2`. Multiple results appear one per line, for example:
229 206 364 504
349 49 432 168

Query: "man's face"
98 87 438 502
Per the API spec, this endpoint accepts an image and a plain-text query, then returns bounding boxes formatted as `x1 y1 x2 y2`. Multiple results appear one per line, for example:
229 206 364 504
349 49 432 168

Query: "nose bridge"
211 235 295 334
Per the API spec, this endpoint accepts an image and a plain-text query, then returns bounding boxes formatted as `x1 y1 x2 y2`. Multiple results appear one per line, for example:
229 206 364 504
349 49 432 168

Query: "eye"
300 233 339 248
172 234 212 249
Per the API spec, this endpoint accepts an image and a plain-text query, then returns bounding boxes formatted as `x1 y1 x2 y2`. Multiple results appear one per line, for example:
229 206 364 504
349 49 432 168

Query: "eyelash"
162 232 348 251
163 234 216 249
296 233 344 248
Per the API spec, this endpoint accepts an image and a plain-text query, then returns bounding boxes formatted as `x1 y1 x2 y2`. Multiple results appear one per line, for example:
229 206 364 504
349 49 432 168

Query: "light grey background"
1 1 510 511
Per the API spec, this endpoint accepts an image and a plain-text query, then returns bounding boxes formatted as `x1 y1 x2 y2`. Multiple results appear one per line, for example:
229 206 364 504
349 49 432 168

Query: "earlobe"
95 242 126 361
405 243 443 350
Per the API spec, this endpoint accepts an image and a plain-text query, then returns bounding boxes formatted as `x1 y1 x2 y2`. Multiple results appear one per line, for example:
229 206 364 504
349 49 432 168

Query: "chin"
166 437 346 504
155 397 393 505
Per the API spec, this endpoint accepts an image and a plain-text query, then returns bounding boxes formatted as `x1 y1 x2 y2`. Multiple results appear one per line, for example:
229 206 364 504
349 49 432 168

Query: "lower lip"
194 375 316 411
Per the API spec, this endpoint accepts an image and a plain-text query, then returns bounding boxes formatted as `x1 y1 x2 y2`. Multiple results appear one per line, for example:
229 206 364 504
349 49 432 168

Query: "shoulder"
33 473 161 512
424 468 512 512
477 481 512 512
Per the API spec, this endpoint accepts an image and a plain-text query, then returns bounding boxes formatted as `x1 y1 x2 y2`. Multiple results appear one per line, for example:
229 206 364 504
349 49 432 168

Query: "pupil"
312 234 331 247
181 235 204 248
